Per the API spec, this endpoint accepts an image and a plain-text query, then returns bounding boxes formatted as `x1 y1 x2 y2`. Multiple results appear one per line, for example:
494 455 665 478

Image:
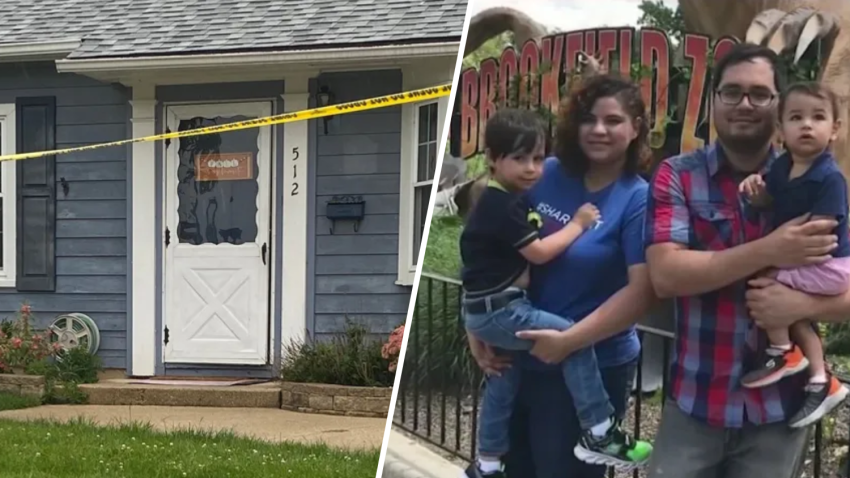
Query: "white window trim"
0 104 16 288
397 96 448 286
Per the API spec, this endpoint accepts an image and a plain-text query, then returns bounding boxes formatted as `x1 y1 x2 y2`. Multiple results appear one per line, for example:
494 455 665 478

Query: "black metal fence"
393 272 850 478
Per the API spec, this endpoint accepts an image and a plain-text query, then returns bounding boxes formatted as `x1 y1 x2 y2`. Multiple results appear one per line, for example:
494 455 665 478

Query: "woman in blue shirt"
467 74 658 478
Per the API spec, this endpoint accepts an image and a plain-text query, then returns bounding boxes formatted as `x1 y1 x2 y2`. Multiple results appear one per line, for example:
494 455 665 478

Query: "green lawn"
0 417 379 477
422 155 483 279
422 214 463 279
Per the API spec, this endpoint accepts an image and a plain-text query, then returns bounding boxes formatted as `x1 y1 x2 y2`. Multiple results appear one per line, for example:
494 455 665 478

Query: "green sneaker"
573 419 653 471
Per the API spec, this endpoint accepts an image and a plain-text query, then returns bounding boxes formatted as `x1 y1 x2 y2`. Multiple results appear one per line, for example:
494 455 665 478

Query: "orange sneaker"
741 344 809 389
789 375 850 428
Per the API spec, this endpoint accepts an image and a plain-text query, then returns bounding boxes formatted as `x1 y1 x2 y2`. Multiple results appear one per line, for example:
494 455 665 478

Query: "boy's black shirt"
460 181 541 299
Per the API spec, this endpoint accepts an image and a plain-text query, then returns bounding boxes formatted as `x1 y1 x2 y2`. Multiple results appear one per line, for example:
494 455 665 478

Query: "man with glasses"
643 43 847 477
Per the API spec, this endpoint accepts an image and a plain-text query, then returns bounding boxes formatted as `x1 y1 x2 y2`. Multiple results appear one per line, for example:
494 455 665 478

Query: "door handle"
261 243 267 265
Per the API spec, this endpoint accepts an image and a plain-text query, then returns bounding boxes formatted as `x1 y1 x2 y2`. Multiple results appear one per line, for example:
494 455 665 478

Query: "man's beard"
718 122 775 156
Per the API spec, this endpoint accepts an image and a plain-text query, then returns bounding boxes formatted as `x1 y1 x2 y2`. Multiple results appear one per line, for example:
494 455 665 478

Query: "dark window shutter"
16 97 56 292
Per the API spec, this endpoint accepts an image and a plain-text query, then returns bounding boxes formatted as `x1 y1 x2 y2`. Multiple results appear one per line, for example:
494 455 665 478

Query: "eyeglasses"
715 88 776 107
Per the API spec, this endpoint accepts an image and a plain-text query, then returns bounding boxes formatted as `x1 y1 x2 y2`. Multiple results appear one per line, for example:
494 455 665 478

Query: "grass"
0 392 379 477
421 214 463 279
0 392 42 412
0 418 380 478
422 154 483 279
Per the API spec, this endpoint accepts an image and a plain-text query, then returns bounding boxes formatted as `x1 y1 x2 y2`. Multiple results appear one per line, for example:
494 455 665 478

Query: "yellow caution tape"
0 83 453 162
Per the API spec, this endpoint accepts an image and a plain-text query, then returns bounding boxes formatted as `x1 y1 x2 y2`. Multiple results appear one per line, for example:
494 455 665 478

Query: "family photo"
388 1 850 477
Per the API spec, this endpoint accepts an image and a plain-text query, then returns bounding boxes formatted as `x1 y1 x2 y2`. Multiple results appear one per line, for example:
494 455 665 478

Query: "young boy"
739 81 850 427
460 108 652 478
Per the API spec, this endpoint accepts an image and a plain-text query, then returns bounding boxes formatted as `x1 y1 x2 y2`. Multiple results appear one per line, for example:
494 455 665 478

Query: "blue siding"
309 70 410 340
0 62 129 369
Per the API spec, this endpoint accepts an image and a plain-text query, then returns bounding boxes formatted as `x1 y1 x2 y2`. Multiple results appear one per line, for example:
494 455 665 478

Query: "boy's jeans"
464 288 614 457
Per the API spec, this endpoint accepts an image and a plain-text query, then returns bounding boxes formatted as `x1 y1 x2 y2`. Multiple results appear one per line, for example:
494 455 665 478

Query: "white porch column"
280 77 310 349
129 85 157 377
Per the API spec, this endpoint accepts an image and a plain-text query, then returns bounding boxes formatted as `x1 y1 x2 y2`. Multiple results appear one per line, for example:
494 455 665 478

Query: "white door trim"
162 101 274 365
280 83 309 353
130 85 157 377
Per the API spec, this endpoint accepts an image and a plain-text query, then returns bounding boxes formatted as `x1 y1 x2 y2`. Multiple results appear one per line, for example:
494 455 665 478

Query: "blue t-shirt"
522 157 646 369
764 151 850 257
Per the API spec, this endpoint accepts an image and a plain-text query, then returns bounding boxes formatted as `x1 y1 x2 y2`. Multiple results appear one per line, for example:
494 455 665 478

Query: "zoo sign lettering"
455 28 739 159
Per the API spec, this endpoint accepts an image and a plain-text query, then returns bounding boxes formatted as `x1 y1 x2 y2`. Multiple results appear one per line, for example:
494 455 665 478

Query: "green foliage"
405 274 480 390
825 323 850 356
637 0 685 43
55 346 102 385
281 322 395 387
421 215 465 279
631 63 655 83
0 320 13 338
779 53 822 82
464 32 513 69
465 154 488 178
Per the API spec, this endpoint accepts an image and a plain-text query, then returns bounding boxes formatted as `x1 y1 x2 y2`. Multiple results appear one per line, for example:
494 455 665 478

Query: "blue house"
0 0 464 378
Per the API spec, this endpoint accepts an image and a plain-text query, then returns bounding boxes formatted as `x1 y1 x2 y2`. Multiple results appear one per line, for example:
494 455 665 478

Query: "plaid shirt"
645 143 806 428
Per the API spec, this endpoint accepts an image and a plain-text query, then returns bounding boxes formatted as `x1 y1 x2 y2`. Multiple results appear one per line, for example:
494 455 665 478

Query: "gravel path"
393 390 850 478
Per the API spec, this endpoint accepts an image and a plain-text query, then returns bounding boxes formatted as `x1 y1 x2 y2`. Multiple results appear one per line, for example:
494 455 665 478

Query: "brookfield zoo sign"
451 28 743 160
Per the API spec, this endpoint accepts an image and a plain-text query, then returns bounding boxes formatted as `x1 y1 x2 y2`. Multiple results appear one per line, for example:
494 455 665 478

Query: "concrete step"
79 380 282 408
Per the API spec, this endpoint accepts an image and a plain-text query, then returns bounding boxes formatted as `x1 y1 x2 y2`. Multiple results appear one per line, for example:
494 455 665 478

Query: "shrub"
281 322 394 387
409 214 484 390
403 277 480 392
28 346 103 404
824 322 850 356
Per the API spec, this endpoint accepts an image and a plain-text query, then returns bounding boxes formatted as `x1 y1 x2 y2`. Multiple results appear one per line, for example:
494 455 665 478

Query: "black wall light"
316 85 335 134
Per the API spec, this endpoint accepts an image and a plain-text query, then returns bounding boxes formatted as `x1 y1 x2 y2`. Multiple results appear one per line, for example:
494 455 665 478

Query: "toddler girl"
739 81 850 428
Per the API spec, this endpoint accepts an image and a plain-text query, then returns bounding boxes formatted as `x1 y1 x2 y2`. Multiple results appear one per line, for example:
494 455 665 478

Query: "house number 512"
291 147 300 196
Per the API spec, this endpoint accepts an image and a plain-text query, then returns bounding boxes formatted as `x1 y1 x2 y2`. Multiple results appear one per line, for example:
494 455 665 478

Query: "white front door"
163 102 273 365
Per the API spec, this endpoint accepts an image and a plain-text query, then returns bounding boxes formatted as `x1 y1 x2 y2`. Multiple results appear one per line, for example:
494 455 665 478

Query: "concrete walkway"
382 428 464 478
0 405 385 451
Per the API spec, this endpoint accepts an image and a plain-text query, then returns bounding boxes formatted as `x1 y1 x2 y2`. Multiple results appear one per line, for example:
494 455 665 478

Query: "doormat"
127 379 269 387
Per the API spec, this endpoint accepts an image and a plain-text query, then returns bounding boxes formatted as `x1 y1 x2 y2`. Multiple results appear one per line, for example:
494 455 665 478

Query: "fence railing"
393 272 850 478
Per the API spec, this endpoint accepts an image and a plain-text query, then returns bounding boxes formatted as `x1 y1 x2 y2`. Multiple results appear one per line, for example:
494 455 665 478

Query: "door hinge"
165 127 171 148
261 243 267 265
165 227 170 247
164 326 170 345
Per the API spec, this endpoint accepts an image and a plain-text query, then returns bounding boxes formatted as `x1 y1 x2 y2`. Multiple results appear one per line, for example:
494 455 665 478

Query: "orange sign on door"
194 152 254 181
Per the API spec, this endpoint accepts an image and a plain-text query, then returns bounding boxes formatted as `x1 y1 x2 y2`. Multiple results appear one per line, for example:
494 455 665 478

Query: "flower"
381 325 405 372
0 303 59 372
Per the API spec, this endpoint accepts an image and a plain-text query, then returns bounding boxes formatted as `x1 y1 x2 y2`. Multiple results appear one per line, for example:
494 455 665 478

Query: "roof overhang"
0 38 82 62
54 41 461 83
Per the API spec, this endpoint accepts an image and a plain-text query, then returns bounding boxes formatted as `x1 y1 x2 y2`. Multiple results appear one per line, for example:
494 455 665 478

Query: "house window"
398 97 448 286
0 104 16 288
